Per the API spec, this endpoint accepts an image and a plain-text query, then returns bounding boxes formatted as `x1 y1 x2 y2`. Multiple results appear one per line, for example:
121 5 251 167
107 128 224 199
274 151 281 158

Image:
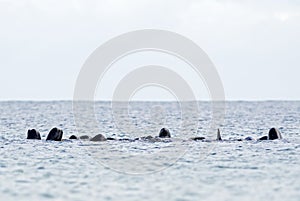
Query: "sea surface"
0 101 299 201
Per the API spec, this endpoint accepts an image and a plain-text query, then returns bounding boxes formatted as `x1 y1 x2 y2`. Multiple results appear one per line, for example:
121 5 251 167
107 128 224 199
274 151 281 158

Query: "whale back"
69 135 78 140
79 135 90 140
90 134 106 141
244 136 254 141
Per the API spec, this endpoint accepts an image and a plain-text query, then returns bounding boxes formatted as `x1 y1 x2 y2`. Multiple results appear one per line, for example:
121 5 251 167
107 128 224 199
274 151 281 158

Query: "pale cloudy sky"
0 0 299 100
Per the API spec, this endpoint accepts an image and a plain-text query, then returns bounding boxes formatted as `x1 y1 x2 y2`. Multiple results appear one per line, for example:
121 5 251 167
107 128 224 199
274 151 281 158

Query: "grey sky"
0 0 299 100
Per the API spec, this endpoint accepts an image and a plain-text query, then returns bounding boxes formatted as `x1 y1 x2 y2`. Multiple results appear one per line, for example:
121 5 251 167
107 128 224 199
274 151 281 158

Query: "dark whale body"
46 127 63 141
79 135 90 140
69 135 78 140
258 136 268 140
244 136 254 141
159 128 171 138
258 128 282 140
27 129 41 140
139 128 172 142
90 134 106 142
190 137 206 141
107 137 116 140
140 135 159 142
268 127 282 140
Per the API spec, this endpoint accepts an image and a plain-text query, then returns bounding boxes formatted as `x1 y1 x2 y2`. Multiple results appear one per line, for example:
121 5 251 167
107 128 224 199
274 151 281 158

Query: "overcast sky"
0 0 299 100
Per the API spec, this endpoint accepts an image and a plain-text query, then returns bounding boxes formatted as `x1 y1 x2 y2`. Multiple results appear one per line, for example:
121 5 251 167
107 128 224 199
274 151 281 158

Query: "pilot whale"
90 134 106 141
258 127 282 140
46 127 63 141
69 135 78 140
159 128 171 138
27 129 41 140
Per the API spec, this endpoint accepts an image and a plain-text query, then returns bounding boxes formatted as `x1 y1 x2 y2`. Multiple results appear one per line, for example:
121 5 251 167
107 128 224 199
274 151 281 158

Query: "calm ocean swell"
0 101 299 201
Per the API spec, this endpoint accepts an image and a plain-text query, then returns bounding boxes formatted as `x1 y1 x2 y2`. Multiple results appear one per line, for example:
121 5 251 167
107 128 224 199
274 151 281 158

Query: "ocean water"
0 101 299 201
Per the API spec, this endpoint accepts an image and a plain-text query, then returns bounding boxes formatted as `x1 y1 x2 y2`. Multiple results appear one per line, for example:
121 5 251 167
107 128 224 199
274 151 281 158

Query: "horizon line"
0 99 300 102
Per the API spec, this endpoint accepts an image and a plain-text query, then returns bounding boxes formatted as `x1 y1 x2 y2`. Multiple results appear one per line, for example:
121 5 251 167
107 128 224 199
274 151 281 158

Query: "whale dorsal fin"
216 128 222 141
